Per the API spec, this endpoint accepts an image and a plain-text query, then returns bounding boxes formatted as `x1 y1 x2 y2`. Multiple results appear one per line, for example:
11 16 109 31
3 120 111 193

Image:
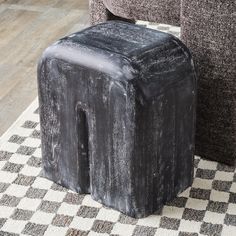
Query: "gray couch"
90 0 180 26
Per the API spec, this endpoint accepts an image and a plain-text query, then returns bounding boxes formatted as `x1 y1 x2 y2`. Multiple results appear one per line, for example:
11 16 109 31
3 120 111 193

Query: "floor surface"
0 98 235 236
0 0 89 135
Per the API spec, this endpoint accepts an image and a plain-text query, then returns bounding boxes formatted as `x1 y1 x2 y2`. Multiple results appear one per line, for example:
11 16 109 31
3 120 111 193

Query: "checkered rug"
0 23 236 236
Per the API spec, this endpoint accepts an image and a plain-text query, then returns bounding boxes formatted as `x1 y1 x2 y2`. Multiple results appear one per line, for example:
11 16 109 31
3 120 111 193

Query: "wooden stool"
38 21 196 218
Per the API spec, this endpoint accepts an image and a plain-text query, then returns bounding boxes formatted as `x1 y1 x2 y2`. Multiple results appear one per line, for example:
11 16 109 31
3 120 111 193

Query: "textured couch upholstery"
181 1 235 165
90 0 180 26
89 0 236 165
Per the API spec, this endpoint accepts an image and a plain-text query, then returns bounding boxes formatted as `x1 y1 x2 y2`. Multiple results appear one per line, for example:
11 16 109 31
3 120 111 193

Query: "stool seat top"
63 21 172 58
41 21 195 98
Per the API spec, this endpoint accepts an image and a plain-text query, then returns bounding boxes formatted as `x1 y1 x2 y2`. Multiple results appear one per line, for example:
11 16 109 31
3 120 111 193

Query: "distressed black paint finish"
38 21 196 218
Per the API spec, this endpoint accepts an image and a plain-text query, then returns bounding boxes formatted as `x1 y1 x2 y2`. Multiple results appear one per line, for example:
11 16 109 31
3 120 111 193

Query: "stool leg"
181 1 236 165
38 57 90 193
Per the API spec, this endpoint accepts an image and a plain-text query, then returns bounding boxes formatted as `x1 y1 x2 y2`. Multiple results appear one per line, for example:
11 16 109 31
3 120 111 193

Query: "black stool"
38 21 196 218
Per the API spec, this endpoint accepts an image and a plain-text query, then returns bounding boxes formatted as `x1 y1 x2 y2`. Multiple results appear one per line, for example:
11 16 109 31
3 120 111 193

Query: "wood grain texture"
0 0 89 135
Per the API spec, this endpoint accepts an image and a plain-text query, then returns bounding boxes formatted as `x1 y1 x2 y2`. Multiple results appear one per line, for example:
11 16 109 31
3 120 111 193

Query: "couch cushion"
103 0 180 26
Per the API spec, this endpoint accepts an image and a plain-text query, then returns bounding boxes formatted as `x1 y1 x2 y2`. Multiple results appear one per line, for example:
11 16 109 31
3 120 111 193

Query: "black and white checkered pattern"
136 20 181 38
0 23 235 236
1 100 235 236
